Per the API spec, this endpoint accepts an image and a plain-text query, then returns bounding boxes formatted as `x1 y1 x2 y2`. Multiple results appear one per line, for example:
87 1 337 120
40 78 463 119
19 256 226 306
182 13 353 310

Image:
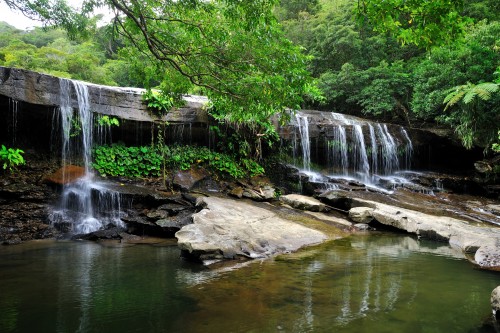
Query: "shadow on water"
0 234 499 333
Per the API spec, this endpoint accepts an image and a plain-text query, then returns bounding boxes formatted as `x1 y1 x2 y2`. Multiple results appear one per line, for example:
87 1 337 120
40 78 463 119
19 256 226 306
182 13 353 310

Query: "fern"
444 82 499 110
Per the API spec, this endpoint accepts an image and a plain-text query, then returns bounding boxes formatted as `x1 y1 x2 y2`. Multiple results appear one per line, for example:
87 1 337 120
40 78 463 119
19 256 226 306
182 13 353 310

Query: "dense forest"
0 0 499 153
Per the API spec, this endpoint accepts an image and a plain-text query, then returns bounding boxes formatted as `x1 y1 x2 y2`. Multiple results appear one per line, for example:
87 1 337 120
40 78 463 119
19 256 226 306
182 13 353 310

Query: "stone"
173 167 210 192
349 198 500 259
175 196 329 264
353 223 374 231
491 286 500 316
260 186 276 200
242 188 264 201
0 66 209 123
475 246 500 271
43 165 86 185
280 194 325 212
229 186 244 199
317 190 351 207
348 207 374 224
475 161 493 173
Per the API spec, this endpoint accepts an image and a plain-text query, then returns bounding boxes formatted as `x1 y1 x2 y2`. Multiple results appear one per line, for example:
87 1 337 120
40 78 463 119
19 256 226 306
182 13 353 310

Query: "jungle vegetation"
0 0 499 153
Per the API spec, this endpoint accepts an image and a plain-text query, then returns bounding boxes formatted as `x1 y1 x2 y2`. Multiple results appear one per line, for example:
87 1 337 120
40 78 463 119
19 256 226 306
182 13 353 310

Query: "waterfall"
329 125 348 175
295 114 311 171
352 124 370 180
9 98 19 146
50 79 124 234
401 128 413 169
368 124 378 175
376 124 399 175
290 110 414 191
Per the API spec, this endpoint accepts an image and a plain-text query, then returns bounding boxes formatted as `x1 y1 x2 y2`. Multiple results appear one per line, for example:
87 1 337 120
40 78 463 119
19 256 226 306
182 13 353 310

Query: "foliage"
0 145 25 172
97 115 120 127
442 81 499 149
356 0 472 49
444 82 499 109
4 0 315 148
275 0 322 21
167 145 264 178
142 89 183 117
492 131 500 153
92 144 162 178
92 144 264 179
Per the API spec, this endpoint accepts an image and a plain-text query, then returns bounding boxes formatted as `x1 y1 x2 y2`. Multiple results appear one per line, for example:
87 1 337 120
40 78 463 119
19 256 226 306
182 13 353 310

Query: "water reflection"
0 235 498 333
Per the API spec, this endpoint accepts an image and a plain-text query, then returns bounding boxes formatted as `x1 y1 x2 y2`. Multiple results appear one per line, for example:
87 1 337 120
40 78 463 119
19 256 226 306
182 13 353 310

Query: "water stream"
0 234 498 333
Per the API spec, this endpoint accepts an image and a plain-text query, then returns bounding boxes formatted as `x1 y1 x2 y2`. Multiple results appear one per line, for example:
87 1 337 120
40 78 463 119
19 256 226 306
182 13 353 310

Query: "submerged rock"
175 196 329 264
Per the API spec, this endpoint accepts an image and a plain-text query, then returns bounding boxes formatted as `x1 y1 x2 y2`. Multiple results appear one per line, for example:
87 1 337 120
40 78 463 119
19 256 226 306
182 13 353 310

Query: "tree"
442 81 499 149
356 0 471 49
3 0 315 158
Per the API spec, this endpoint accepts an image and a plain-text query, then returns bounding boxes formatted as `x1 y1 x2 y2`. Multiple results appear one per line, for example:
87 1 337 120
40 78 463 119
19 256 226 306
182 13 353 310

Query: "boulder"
175 196 329 264
280 194 325 212
173 167 210 191
475 246 500 271
44 165 86 185
348 207 374 224
229 186 244 199
491 286 500 317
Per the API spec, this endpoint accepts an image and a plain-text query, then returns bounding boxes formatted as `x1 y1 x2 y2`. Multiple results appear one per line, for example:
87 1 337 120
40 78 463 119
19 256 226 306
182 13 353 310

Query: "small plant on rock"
0 145 25 172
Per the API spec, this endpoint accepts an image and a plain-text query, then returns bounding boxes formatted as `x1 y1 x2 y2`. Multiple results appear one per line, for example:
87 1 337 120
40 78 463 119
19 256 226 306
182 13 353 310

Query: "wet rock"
348 207 374 224
317 190 352 210
173 167 210 192
146 210 169 220
280 194 325 212
475 161 493 174
0 66 209 124
350 198 500 257
260 186 276 200
475 246 500 271
229 186 244 199
491 286 500 317
72 226 123 241
353 223 374 231
175 196 329 264
242 188 265 201
157 203 190 214
43 165 85 185
486 204 500 216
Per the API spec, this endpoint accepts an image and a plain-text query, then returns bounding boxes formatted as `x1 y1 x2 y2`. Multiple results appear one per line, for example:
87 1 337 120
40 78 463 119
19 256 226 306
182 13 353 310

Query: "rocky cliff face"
0 66 208 123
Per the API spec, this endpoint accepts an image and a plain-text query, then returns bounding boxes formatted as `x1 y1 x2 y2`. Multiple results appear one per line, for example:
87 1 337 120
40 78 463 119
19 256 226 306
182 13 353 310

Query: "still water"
0 234 499 333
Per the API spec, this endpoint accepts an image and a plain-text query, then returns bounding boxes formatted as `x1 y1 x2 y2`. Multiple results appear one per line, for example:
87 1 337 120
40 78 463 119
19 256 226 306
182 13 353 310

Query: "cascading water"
295 114 311 171
8 98 19 146
328 125 348 175
401 128 413 169
291 111 414 192
50 79 124 234
352 124 370 180
377 123 399 174
368 124 378 175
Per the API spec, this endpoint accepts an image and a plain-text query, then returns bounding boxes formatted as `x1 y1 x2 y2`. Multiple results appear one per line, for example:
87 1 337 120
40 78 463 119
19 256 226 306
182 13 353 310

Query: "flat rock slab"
351 198 500 270
175 197 328 263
